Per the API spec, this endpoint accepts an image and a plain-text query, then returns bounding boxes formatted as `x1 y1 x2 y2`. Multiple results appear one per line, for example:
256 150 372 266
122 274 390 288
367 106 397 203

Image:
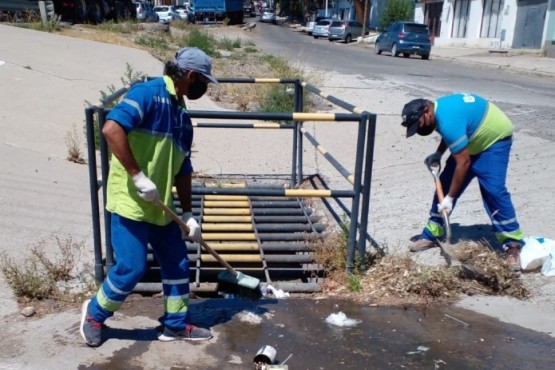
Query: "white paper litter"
237 311 263 324
324 311 361 327
266 284 290 298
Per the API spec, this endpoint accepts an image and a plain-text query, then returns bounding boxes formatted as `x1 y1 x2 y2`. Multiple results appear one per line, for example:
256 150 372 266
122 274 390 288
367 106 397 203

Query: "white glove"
132 171 159 202
181 212 201 242
424 151 443 167
438 195 454 215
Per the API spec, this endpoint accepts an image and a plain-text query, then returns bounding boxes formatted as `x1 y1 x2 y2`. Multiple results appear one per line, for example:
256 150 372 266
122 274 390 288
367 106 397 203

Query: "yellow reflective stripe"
425 220 445 239
97 287 123 312
164 296 189 314
496 229 525 243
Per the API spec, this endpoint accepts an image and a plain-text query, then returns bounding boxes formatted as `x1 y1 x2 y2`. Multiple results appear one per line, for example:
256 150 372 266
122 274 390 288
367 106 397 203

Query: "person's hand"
181 212 201 242
132 171 159 202
438 195 454 215
424 151 443 167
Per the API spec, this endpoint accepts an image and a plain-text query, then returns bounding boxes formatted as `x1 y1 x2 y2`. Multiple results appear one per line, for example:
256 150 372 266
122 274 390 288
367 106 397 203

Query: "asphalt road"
251 22 555 142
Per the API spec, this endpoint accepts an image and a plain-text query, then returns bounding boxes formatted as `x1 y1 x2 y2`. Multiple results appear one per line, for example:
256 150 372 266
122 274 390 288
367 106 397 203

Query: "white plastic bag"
520 236 550 271
541 254 555 277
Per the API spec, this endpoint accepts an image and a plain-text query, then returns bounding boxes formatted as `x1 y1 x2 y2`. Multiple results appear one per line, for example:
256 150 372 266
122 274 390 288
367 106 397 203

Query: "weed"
348 273 362 292
219 36 242 51
135 34 172 51
0 236 85 301
28 13 62 32
181 28 218 57
66 123 86 164
90 20 141 34
244 46 258 53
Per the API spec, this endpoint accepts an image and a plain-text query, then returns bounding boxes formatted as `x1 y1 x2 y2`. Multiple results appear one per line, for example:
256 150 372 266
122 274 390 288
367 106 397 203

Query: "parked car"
174 4 194 23
153 5 180 24
243 0 255 17
134 1 158 22
312 18 333 39
305 16 326 36
328 20 364 43
259 8 276 24
374 21 432 60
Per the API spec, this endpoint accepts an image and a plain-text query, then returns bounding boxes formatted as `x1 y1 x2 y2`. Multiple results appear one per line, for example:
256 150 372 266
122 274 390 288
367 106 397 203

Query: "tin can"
253 345 277 365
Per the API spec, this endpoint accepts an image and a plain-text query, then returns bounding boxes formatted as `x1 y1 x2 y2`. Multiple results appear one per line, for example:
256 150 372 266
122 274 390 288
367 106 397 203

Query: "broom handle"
154 200 238 276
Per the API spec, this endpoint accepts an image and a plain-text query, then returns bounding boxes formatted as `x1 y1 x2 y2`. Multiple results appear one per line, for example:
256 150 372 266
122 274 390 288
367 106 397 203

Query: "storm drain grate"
137 183 327 294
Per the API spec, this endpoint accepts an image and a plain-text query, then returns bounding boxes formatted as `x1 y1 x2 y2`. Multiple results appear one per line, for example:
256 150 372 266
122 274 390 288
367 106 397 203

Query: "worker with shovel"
80 47 218 347
401 93 525 271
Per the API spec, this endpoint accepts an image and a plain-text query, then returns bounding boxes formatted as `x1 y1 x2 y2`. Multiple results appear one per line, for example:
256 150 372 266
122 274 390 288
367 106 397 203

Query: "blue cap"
174 47 218 84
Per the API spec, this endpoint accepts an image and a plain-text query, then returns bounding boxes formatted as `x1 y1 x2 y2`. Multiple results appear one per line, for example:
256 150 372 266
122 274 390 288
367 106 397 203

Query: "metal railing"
85 76 377 285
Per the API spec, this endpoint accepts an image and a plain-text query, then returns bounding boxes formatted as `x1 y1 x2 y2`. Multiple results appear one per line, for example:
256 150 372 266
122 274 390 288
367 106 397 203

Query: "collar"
163 75 186 109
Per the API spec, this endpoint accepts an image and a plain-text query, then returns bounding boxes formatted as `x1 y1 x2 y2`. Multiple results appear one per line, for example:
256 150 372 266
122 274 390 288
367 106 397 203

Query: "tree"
379 0 414 30
353 0 370 24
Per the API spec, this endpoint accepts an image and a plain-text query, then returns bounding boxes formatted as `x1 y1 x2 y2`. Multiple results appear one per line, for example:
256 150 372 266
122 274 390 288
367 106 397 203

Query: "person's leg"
81 214 149 346
473 140 524 251
150 221 212 341
417 155 475 243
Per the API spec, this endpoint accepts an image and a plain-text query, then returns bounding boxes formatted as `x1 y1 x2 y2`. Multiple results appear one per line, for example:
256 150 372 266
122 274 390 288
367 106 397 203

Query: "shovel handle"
427 163 452 242
154 199 238 276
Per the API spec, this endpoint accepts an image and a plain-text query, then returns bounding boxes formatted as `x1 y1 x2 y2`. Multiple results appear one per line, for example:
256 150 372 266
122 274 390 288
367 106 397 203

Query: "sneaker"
157 324 213 342
80 299 105 347
504 243 522 272
409 238 437 252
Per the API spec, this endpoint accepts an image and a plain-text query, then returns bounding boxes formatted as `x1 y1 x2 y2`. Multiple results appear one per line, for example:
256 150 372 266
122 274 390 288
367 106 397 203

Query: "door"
512 0 548 49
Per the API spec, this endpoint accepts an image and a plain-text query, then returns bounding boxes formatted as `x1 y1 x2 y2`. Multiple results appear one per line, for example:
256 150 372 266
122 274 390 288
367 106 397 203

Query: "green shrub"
379 0 415 30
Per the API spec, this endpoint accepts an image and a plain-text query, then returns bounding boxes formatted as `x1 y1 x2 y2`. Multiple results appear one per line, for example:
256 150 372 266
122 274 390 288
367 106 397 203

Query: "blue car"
375 21 432 60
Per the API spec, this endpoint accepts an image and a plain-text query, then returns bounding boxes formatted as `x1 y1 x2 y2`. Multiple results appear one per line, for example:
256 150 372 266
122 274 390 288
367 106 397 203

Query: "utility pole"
361 0 370 38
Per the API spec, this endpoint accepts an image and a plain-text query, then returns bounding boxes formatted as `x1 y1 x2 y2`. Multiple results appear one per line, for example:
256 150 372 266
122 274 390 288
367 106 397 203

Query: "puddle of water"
204 298 555 369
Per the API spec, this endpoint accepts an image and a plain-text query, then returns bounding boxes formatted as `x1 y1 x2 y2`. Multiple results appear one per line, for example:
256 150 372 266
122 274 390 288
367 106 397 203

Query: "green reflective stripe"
425 220 444 239
97 287 124 312
164 296 189 314
496 229 525 243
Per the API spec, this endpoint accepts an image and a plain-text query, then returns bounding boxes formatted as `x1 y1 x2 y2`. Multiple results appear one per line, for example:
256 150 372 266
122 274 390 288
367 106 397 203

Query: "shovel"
426 161 459 267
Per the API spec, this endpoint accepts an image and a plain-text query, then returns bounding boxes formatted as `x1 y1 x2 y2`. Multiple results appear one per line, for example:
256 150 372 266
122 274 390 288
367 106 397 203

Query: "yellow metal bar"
201 255 262 263
205 243 259 251
201 233 257 241
203 200 250 207
204 195 249 201
202 208 251 215
292 112 336 121
254 78 281 83
203 215 253 222
202 224 254 231
283 189 333 197
253 123 282 128
205 182 246 188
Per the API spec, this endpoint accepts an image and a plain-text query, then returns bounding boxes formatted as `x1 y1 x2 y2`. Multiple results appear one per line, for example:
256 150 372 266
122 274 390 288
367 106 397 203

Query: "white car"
153 5 180 24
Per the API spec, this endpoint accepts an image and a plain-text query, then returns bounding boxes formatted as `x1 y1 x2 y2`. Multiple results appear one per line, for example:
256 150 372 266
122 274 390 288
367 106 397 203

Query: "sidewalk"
430 46 555 78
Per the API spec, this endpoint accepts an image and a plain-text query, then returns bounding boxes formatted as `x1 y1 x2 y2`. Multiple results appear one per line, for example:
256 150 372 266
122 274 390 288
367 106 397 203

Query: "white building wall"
433 0 518 49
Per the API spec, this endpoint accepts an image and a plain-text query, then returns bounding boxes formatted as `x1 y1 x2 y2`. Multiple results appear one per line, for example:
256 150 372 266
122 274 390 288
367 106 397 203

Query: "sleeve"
436 104 469 154
106 85 151 134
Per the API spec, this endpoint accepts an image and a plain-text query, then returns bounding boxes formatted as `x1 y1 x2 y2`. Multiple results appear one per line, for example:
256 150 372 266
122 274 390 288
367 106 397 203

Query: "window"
452 0 471 38
480 0 504 38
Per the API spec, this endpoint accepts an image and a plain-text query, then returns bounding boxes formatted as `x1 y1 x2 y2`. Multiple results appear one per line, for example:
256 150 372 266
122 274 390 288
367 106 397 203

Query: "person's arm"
175 173 201 242
448 148 471 198
103 119 158 201
436 140 448 155
175 173 193 213
102 120 141 176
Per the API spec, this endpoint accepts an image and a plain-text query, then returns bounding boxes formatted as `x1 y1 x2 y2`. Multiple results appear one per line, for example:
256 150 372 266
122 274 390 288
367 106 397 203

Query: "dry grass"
312 234 530 307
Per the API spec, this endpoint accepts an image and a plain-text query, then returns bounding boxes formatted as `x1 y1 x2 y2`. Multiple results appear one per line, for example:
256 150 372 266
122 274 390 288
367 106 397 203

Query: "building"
416 0 555 56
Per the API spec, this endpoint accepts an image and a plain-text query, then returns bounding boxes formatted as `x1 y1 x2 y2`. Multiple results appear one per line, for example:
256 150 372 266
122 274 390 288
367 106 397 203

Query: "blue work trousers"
89 213 190 330
421 138 523 250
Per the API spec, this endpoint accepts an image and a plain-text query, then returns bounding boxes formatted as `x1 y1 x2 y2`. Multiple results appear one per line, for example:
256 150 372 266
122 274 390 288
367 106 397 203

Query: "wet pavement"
85 296 555 370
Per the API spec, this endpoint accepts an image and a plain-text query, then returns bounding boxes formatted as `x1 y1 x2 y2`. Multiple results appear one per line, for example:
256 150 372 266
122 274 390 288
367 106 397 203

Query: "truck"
51 0 136 24
192 0 244 25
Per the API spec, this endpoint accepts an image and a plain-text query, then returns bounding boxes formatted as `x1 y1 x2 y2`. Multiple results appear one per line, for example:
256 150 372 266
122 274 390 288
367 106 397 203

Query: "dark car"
374 21 432 60
134 1 159 22
328 20 364 43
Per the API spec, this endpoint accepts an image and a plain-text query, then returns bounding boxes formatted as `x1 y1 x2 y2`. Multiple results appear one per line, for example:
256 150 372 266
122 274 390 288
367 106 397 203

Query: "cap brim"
201 73 219 85
405 121 419 138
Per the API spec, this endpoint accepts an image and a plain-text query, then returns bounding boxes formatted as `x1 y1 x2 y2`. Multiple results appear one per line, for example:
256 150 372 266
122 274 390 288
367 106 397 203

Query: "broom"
154 199 262 300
